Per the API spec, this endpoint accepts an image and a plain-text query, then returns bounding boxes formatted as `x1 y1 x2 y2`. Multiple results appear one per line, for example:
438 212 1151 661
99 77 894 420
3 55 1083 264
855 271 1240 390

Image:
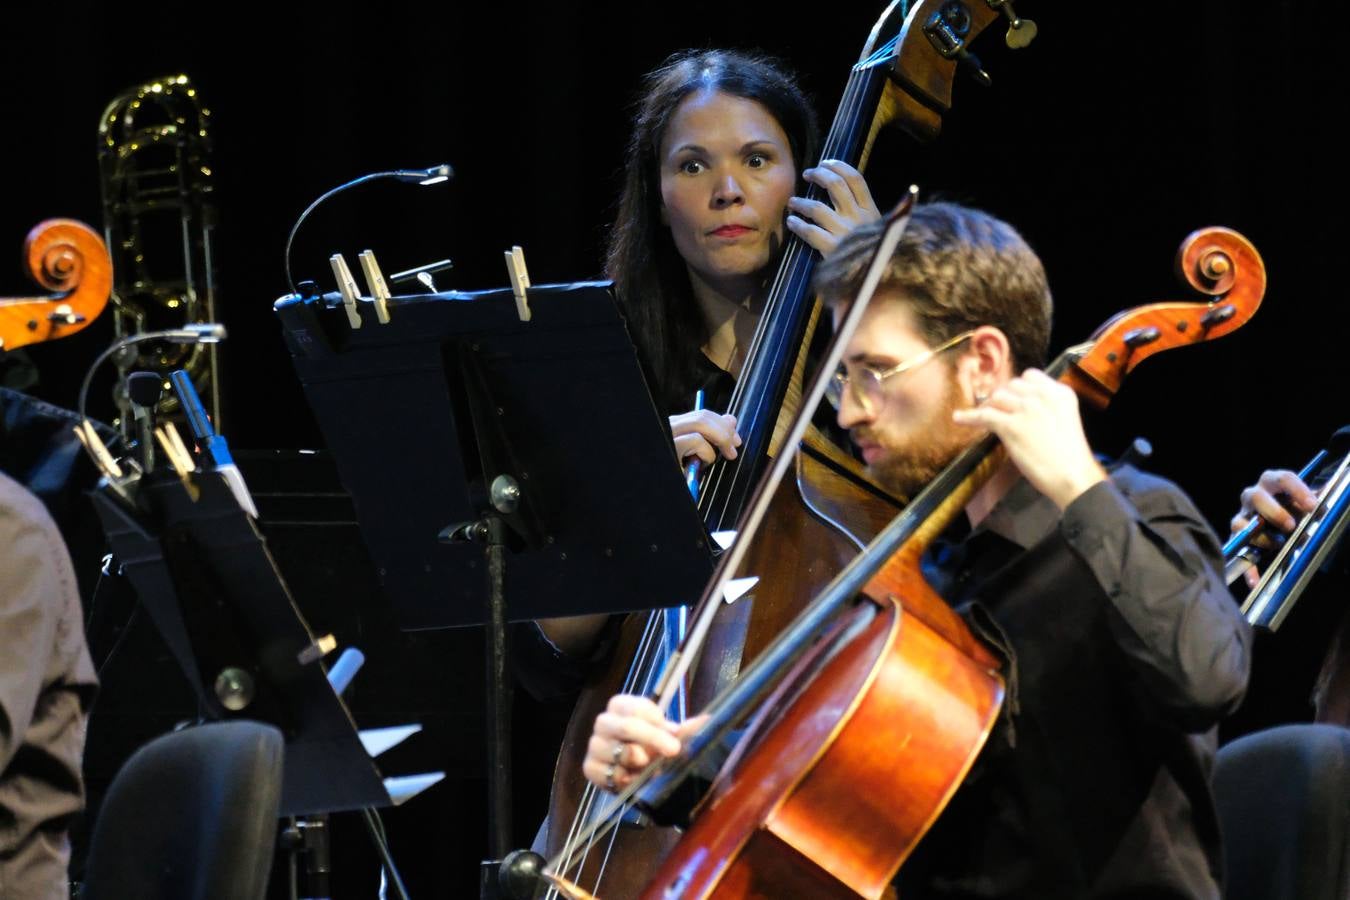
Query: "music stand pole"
483 513 513 859
442 475 522 898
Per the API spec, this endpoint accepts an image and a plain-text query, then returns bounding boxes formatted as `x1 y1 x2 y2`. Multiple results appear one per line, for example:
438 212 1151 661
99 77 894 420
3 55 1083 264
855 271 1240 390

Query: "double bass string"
672 54 885 690
555 598 705 892
696 44 893 534
547 611 667 898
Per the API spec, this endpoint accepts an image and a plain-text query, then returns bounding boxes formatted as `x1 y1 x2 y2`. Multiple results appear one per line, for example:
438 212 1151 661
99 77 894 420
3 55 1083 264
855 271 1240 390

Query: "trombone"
1224 428 1350 630
97 73 220 436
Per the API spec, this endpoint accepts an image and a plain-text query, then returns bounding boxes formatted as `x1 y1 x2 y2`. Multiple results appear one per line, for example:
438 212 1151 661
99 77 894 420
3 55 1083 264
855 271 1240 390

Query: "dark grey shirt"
0 470 97 900
900 465 1252 898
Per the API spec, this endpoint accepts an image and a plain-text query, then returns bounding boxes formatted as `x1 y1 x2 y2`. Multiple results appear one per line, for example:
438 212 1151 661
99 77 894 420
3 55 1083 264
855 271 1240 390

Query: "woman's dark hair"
605 49 819 413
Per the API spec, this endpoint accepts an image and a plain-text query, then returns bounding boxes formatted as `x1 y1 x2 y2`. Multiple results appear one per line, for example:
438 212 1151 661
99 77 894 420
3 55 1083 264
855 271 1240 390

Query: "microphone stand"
283 163 453 296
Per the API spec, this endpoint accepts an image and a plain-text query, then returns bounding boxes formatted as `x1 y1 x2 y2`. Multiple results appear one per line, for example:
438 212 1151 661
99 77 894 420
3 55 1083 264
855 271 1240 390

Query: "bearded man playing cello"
582 203 1252 898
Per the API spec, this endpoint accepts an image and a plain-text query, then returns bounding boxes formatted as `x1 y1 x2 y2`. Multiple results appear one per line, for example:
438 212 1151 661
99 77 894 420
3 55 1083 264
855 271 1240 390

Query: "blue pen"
169 370 258 517
169 370 231 466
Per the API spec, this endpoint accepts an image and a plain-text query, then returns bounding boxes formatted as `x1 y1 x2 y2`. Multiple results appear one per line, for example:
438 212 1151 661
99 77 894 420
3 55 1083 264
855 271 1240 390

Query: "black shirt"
900 466 1251 898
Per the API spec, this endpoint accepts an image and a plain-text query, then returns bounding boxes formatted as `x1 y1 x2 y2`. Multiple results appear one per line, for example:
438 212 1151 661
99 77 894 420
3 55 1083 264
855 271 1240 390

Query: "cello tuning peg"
986 0 1038 48
1200 303 1237 330
1122 326 1162 349
48 303 86 326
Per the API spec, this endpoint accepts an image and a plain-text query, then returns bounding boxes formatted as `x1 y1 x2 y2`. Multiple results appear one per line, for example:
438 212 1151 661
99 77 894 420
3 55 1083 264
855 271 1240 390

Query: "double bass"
539 3 1038 897
545 205 1267 897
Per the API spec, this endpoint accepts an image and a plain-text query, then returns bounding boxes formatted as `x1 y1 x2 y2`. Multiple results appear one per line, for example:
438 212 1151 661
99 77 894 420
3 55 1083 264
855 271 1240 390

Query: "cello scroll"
1062 227 1265 407
0 219 112 352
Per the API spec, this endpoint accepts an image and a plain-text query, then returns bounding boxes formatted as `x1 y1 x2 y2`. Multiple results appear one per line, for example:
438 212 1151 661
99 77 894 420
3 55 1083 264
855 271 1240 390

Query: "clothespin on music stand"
73 420 124 481
72 420 141 508
154 421 200 500
296 633 338 666
357 250 392 324
329 254 363 329
504 245 531 322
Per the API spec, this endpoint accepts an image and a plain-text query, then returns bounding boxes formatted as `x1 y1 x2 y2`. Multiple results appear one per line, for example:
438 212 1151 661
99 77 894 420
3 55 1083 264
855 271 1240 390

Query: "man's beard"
855 376 974 501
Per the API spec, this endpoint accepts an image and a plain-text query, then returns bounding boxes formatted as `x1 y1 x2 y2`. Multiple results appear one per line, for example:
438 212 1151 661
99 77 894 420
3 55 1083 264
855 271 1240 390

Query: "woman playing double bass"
585 204 1252 898
513 50 884 890
517 48 880 686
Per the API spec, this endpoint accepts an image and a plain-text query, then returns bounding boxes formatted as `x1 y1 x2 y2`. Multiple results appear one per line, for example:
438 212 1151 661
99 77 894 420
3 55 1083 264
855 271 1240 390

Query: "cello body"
641 585 1003 900
541 436 896 898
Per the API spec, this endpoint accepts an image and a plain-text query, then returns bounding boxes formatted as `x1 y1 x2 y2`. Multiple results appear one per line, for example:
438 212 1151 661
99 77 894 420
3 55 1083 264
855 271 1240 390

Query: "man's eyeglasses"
825 330 976 415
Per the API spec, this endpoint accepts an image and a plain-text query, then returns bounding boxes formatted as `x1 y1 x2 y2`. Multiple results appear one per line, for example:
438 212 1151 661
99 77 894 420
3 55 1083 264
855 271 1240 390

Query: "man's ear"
959 326 1014 401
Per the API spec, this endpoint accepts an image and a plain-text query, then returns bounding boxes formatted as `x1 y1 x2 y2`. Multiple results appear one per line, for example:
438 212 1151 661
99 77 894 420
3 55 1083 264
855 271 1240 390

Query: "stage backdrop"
2 1 1341 896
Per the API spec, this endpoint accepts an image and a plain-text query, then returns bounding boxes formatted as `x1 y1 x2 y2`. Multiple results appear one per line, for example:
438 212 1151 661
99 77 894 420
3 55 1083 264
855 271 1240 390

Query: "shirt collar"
969 476 1061 551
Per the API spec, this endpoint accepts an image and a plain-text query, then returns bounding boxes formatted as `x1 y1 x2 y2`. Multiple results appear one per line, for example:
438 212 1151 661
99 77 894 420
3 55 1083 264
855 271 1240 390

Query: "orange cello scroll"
0 219 112 353
1057 228 1264 408
867 225 1266 602
555 223 1268 900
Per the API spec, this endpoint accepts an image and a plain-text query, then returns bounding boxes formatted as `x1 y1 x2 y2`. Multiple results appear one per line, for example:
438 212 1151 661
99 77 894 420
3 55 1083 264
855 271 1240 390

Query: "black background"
2 1 1342 896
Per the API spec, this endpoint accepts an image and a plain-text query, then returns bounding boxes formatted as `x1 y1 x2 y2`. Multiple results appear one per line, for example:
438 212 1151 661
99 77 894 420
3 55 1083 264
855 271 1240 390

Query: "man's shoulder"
1107 463 1207 523
0 469 62 537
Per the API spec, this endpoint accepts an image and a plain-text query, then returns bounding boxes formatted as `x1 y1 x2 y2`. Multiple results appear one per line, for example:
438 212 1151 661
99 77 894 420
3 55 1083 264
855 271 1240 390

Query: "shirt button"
1064 523 1082 540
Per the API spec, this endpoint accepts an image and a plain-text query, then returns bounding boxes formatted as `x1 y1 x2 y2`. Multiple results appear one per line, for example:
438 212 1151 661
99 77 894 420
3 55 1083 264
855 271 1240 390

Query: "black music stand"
275 281 711 628
275 281 714 893
90 471 395 817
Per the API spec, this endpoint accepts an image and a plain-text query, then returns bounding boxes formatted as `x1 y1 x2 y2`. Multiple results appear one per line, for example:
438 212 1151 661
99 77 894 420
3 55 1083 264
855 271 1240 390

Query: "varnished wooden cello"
544 207 1267 897
0 219 111 353
539 4 1039 897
